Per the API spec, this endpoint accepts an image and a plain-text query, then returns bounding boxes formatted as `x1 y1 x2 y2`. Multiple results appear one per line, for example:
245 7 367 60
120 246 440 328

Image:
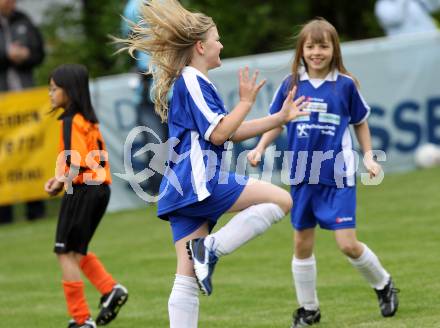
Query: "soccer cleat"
95 284 129 326
186 237 218 296
291 307 321 328
375 277 399 317
67 317 97 328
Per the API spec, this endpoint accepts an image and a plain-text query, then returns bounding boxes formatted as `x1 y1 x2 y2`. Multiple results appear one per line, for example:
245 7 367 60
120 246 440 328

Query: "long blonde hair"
290 17 359 89
120 0 215 122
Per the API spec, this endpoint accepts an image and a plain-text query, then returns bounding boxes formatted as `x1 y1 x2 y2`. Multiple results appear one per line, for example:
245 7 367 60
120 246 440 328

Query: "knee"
337 241 362 258
56 252 80 265
277 190 293 214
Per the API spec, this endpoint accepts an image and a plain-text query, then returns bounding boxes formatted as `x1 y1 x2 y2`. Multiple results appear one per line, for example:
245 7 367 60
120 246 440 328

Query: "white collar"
182 66 212 84
299 67 339 82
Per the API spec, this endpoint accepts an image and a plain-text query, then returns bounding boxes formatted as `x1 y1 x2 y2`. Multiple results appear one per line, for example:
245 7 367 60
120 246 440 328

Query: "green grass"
1 167 440 327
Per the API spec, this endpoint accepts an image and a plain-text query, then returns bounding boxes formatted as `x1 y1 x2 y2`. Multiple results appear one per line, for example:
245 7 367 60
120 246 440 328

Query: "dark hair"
49 64 99 123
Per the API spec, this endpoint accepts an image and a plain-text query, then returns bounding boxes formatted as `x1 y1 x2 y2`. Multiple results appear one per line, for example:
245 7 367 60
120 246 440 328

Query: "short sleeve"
184 75 225 141
269 75 291 115
349 82 370 125
62 115 89 168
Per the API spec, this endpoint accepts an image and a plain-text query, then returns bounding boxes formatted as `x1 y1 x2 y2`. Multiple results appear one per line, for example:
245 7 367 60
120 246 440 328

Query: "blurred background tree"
183 0 382 57
36 0 432 85
35 0 131 84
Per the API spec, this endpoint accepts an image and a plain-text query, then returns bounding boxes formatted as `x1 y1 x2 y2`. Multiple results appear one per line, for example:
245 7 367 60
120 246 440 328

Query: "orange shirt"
58 113 112 185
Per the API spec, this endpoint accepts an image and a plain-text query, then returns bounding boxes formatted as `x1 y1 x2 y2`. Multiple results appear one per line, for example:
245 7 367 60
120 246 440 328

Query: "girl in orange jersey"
45 64 128 328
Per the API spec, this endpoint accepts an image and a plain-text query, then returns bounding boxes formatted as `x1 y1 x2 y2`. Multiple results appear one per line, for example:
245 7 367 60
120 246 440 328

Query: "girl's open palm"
279 86 309 123
239 66 266 104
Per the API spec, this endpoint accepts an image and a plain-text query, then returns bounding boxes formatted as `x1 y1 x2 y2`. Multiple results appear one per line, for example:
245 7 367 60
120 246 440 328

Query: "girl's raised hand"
238 66 266 104
278 86 310 124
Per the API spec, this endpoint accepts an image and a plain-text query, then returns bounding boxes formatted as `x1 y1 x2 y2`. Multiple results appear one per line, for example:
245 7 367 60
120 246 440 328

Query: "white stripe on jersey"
339 73 371 124
339 73 370 111
204 114 224 141
342 127 356 186
182 68 223 141
354 91 371 125
357 91 371 110
190 131 210 201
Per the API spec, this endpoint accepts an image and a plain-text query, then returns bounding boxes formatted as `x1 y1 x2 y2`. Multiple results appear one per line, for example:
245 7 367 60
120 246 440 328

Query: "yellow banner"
0 87 59 205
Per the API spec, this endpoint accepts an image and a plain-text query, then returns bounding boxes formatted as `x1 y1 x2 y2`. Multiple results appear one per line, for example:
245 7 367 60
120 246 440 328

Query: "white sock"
292 255 319 311
348 243 390 290
206 203 285 257
168 274 199 328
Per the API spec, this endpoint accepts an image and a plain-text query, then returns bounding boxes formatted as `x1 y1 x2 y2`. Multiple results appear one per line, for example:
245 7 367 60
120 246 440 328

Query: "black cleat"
291 307 321 328
186 237 218 296
67 317 96 328
375 278 399 317
96 284 128 325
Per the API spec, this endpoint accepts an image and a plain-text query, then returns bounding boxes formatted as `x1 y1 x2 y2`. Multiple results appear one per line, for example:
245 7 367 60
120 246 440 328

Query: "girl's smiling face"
302 33 334 78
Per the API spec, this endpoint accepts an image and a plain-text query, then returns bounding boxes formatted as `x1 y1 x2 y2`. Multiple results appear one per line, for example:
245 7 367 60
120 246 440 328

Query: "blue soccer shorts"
166 173 248 242
290 183 356 231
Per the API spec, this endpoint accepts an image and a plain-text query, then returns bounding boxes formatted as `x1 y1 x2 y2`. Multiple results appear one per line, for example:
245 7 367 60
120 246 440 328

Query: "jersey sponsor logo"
304 98 328 113
307 97 325 102
318 113 340 125
321 130 335 136
292 115 310 123
335 217 353 223
296 123 336 138
296 123 309 137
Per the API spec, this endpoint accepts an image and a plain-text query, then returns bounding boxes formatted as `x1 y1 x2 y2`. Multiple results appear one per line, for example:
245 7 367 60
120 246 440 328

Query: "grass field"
1 167 440 327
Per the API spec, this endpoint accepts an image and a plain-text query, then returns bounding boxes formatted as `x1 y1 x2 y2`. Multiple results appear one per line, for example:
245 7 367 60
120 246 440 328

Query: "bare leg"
168 223 209 328
335 229 390 289
175 223 209 276
334 228 363 258
227 178 292 214
57 252 83 281
334 228 398 317
294 228 315 259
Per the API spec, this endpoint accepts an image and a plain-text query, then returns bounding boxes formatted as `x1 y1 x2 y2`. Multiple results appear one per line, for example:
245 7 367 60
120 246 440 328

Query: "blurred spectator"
0 0 45 224
375 0 440 36
122 0 167 197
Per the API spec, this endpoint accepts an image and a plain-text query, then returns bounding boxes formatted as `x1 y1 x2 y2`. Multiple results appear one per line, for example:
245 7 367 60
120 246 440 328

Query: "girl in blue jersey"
248 18 399 327
122 1 308 327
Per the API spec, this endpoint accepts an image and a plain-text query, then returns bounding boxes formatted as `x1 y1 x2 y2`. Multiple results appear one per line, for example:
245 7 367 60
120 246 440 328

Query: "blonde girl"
122 1 308 327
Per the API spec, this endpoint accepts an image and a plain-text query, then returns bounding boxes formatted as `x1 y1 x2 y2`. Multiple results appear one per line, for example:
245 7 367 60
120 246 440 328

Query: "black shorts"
54 184 110 255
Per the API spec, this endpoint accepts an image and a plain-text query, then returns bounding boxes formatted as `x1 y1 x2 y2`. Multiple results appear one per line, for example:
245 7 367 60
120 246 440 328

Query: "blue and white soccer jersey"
269 69 370 230
157 66 247 241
